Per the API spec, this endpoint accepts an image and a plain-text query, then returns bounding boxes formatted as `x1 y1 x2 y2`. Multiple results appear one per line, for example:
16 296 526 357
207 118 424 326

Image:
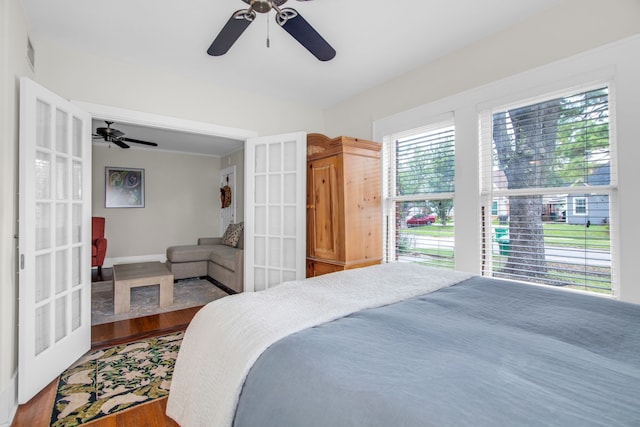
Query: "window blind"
480 86 615 294
382 121 456 269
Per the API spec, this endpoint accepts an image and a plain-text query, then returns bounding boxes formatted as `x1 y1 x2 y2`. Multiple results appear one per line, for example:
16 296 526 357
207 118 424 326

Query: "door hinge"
20 254 24 270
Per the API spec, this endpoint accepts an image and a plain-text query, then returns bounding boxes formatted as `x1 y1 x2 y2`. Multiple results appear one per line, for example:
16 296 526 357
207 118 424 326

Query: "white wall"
92 145 222 265
33 39 326 138
0 0 33 423
325 0 640 140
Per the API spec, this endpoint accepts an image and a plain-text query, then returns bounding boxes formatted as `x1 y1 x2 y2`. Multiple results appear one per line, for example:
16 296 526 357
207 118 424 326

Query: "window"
382 120 456 269
481 86 615 294
574 197 587 215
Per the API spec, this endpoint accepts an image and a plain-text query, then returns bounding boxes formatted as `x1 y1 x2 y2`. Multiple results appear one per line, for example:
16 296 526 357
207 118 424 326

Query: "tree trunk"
493 100 562 277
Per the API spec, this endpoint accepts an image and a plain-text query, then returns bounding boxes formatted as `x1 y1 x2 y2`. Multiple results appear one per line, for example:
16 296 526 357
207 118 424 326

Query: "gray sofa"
165 231 243 293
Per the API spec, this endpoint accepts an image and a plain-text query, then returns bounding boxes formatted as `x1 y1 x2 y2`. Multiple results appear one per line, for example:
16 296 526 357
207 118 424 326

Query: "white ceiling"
23 0 564 156
90 119 246 156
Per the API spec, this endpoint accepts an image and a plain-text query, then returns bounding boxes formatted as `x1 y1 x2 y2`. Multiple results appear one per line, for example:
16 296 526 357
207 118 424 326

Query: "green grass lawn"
398 220 612 292
401 221 609 250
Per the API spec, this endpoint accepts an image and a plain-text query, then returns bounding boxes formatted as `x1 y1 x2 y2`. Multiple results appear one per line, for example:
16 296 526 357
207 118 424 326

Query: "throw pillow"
221 222 243 247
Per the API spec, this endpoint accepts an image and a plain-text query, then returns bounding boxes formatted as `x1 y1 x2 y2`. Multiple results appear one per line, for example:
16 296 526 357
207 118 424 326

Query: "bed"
166 263 640 426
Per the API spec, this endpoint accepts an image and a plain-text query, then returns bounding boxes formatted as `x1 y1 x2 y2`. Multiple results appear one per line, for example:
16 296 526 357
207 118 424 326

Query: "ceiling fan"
208 0 336 61
93 121 159 149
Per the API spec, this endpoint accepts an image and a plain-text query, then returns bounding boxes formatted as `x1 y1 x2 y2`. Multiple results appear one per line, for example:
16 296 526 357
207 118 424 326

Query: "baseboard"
0 373 17 427
204 276 238 295
103 254 166 268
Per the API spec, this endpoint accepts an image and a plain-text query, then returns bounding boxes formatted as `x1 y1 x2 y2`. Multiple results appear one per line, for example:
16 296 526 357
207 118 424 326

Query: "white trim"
0 373 17 427
72 101 259 141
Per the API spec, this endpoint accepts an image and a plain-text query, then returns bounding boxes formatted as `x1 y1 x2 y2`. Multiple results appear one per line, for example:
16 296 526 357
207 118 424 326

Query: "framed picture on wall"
105 167 145 208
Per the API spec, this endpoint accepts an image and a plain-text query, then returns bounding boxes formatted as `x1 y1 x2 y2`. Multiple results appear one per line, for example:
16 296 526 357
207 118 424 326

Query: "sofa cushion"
221 222 244 247
167 245 216 263
208 245 240 271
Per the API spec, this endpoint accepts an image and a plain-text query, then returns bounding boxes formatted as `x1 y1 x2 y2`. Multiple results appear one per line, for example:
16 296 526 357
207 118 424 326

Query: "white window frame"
479 83 617 293
574 197 588 216
375 36 640 301
381 118 456 266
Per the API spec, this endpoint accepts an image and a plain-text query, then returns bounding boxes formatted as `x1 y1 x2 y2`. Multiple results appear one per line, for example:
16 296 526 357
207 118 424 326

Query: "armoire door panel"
308 158 340 260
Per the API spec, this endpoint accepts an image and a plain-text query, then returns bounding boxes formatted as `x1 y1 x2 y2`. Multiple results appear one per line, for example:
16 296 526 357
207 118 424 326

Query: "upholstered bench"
165 223 244 293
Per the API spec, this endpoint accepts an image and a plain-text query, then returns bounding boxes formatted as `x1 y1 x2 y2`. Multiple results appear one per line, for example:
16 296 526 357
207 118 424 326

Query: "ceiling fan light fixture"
250 0 272 13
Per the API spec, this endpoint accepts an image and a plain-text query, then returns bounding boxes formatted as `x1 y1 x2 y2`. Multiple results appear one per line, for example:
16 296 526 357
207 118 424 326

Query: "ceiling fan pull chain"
266 14 270 48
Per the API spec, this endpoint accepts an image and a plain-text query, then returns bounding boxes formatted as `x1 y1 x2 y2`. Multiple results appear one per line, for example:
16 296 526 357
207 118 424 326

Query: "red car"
406 213 437 227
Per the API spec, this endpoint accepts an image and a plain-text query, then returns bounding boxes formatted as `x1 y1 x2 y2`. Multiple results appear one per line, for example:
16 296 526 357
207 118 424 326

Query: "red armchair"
92 217 108 280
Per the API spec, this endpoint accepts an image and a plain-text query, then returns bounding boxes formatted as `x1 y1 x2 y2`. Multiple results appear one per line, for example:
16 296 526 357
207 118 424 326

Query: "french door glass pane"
35 304 50 355
254 237 266 265
283 206 296 236
282 270 296 283
35 254 51 303
72 116 82 157
36 100 51 149
269 143 281 172
254 267 266 291
283 173 296 204
283 238 296 269
283 140 296 171
268 269 280 287
36 203 51 250
56 203 68 246
255 144 266 173
72 246 81 287
268 206 281 235
55 109 68 153
254 207 266 235
55 249 68 294
55 296 67 342
56 156 68 200
268 237 281 267
72 160 82 200
72 289 81 331
72 204 82 243
35 152 51 200
255 175 266 204
268 175 281 203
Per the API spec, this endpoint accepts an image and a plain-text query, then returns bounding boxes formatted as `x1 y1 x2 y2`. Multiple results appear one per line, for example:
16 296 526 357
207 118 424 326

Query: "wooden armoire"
306 133 382 277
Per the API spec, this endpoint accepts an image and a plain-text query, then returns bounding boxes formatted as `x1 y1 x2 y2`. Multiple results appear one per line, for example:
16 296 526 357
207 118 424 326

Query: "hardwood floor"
12 269 201 427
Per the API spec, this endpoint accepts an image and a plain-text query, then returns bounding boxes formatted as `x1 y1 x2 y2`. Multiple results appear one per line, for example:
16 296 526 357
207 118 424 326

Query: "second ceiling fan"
208 0 336 61
94 121 159 149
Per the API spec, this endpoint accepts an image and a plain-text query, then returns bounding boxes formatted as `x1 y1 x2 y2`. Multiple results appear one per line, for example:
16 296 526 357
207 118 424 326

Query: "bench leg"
114 285 130 315
159 276 174 307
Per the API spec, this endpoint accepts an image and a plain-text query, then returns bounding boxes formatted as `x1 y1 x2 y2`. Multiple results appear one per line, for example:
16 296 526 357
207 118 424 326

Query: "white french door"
18 78 92 403
244 132 306 292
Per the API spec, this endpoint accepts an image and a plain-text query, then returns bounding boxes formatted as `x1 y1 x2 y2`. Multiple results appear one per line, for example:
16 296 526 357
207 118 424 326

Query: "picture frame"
105 167 145 208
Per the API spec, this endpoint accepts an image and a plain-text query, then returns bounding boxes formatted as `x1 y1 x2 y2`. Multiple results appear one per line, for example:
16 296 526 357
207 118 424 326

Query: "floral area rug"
50 331 183 427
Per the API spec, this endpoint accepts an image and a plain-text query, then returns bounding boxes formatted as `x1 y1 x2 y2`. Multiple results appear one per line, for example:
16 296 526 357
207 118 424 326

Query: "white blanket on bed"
166 263 473 427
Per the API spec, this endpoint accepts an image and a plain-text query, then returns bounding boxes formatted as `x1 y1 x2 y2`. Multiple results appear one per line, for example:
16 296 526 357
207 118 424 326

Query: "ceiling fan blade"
122 137 158 147
112 139 130 149
276 8 335 61
207 9 256 56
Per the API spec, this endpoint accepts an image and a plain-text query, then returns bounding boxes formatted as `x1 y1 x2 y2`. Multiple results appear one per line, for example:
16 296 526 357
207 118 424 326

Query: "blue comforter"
234 277 640 426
